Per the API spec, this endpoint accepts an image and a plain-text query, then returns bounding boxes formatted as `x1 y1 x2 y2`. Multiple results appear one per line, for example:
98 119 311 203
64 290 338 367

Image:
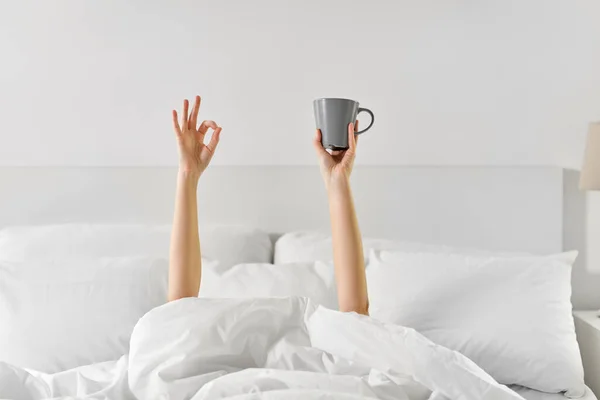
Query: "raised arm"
168 96 222 302
313 122 368 315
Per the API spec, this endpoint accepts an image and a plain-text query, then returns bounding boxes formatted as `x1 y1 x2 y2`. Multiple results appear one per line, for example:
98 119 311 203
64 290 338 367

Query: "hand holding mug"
313 121 359 191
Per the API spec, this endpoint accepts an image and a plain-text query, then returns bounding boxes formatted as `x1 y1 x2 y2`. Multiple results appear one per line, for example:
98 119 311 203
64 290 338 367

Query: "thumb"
313 129 329 157
346 122 357 155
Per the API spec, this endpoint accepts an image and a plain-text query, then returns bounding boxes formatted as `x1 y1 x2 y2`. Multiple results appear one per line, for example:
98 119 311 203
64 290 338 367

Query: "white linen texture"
0 225 589 399
0 297 527 400
367 250 585 397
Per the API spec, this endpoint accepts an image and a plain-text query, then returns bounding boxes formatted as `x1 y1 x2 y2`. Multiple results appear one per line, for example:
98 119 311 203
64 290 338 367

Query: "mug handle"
355 108 375 134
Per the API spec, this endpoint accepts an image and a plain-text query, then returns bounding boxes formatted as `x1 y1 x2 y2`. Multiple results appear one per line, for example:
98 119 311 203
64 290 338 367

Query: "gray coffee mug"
313 98 375 150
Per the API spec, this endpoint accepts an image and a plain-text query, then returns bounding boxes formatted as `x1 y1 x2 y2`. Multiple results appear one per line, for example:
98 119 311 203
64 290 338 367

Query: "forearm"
328 178 368 315
168 170 202 301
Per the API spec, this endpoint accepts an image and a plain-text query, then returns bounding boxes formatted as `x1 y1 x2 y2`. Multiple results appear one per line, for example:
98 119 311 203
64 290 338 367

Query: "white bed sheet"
513 385 597 400
16 364 595 400
2 297 594 400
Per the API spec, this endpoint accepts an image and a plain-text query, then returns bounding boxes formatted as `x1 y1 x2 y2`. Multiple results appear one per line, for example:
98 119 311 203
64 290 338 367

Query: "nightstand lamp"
581 122 600 191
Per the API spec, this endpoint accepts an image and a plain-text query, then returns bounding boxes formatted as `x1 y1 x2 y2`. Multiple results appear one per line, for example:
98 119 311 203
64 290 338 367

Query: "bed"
0 166 595 400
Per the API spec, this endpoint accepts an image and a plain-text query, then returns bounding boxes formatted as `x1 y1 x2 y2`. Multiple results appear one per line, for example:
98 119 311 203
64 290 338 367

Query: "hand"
172 95 222 180
313 121 359 191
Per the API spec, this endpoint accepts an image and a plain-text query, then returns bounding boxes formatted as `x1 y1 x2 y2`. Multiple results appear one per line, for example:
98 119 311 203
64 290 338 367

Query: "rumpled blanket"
0 297 525 400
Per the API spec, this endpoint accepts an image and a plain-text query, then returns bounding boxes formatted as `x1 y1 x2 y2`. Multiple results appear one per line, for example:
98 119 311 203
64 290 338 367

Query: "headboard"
0 166 563 254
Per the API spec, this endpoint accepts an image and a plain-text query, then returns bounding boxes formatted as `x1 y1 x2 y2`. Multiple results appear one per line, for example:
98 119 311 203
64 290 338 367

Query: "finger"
198 120 218 135
181 99 189 129
313 129 329 157
354 120 359 146
172 110 182 137
189 95 201 130
205 126 222 154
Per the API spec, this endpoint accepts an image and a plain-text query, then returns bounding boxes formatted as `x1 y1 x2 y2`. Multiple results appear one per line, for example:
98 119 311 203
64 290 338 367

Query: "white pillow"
200 261 338 309
0 224 273 271
0 256 168 373
274 231 527 264
367 249 584 397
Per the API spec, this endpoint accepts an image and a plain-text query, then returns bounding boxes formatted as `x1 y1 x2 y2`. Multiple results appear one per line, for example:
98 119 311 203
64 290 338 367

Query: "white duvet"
0 297 525 400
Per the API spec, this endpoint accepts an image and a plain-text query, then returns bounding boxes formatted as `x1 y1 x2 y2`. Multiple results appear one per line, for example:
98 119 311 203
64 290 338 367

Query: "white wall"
1 1 600 308
1 1 599 167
